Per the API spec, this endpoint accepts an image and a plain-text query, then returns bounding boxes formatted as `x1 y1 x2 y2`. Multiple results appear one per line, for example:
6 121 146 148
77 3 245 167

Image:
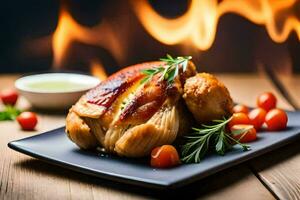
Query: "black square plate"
8 111 300 189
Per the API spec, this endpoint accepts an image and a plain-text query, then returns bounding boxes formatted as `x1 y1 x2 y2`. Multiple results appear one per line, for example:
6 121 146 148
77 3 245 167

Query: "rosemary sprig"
140 54 192 84
181 117 250 163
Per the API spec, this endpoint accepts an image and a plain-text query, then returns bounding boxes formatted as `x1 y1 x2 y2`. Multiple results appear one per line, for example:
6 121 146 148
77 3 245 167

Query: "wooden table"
0 72 299 200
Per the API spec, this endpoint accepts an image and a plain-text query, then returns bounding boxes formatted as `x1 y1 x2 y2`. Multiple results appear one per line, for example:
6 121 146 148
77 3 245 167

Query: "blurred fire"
52 4 121 79
51 0 300 74
132 0 300 50
90 59 107 80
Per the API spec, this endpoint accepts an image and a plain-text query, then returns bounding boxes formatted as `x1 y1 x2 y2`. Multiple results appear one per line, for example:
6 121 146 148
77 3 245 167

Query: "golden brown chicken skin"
66 61 197 157
66 60 234 157
183 73 233 124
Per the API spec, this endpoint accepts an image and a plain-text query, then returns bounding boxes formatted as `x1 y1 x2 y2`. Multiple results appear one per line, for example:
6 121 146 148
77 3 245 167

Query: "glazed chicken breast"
66 61 196 157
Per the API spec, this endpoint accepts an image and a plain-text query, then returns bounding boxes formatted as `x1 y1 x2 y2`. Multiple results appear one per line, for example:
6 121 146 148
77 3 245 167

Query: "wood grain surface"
0 73 298 199
275 73 300 109
248 72 300 200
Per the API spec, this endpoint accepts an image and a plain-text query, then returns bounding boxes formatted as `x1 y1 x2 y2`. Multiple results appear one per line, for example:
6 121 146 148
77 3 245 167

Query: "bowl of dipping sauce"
15 73 100 109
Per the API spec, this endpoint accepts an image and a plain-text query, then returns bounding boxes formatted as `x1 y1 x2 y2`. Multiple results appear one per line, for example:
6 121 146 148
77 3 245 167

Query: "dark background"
0 0 299 74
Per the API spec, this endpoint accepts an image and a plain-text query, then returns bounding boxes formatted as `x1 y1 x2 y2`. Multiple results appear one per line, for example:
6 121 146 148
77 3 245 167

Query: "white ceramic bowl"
15 73 100 109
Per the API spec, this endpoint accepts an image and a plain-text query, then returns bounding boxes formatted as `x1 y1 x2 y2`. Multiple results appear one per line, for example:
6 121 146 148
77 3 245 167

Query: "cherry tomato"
231 124 257 143
265 109 288 131
248 108 267 130
257 92 277 112
17 112 38 130
228 112 251 129
0 89 18 105
150 145 180 168
233 104 249 114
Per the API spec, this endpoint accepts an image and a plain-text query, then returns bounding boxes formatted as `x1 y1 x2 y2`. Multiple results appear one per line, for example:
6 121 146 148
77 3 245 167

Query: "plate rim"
8 127 171 189
7 112 300 189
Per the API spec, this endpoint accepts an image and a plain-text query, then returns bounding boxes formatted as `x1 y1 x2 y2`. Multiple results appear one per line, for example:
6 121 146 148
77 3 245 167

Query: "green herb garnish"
0 106 21 121
120 101 126 110
140 54 192 84
181 117 250 163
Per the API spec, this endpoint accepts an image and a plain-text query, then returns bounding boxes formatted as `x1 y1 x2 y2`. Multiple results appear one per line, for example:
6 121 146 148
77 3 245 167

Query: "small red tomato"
150 145 180 168
257 92 277 112
248 108 267 130
231 124 257 143
0 89 19 105
233 104 249 114
17 112 38 130
265 109 288 131
228 113 251 129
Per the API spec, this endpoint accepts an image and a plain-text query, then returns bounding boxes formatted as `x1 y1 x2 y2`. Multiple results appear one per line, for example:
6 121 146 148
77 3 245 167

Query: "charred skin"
66 61 196 157
85 62 154 112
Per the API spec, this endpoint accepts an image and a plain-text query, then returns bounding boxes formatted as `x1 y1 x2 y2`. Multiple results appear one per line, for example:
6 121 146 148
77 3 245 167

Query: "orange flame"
52 5 123 70
132 0 300 50
90 59 107 80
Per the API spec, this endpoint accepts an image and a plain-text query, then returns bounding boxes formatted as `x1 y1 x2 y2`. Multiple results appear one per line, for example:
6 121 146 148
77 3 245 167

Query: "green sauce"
26 81 90 92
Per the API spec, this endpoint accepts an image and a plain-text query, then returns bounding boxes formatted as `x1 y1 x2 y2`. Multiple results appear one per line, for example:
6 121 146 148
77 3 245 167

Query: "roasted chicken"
66 61 196 157
66 61 233 157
